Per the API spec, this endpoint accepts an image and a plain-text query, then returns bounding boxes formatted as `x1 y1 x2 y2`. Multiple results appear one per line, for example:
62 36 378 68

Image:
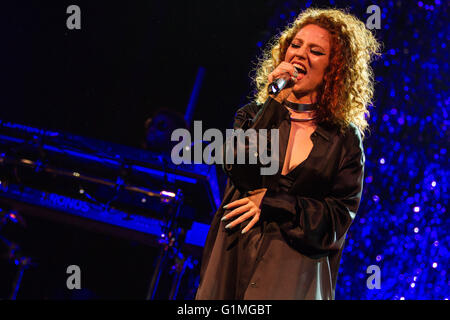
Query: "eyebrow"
291 38 327 51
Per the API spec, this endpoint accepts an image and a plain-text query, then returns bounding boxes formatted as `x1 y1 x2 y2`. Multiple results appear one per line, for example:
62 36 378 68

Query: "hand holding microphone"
267 62 299 102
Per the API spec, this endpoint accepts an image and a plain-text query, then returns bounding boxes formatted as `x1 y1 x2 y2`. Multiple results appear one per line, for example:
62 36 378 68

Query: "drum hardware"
0 209 36 300
146 189 193 300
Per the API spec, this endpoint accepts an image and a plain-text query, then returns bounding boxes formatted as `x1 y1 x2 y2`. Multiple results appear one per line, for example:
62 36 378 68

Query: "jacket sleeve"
221 102 264 192
260 124 365 253
231 102 261 129
223 98 290 192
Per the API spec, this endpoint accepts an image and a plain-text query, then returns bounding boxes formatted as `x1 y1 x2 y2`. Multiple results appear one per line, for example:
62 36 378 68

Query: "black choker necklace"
284 100 317 112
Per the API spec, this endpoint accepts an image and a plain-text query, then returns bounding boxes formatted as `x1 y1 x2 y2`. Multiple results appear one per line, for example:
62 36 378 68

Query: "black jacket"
195 97 365 300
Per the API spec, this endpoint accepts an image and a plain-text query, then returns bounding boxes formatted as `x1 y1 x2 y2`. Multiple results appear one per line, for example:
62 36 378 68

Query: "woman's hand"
268 61 298 84
268 62 297 103
221 188 267 234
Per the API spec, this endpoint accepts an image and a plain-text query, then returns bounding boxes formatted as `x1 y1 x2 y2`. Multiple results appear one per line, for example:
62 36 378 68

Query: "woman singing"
195 8 381 300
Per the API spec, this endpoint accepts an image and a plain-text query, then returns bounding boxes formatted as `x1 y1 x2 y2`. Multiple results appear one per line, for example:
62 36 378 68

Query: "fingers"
278 62 297 77
224 208 258 230
221 195 262 233
222 202 252 221
268 62 297 83
223 197 249 210
241 213 260 234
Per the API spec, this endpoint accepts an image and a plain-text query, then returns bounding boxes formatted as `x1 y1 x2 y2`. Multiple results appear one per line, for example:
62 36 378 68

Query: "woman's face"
284 24 331 102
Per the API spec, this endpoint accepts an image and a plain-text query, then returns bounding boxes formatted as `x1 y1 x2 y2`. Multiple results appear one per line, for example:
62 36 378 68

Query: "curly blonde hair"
253 8 382 138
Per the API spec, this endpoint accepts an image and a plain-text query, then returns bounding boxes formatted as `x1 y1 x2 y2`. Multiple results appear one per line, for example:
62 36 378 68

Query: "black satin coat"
195 97 365 300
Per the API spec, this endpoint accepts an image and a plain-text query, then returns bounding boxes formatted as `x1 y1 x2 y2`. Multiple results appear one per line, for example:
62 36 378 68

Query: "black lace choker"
284 100 317 112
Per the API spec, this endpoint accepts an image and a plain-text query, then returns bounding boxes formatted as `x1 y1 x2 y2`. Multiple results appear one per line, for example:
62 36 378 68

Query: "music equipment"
0 119 221 299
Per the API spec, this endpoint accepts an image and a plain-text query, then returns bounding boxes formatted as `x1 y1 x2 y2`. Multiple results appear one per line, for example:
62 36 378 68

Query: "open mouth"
293 64 307 75
293 64 307 81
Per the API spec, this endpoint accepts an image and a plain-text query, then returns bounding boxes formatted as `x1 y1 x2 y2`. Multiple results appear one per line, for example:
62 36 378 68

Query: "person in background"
143 108 188 155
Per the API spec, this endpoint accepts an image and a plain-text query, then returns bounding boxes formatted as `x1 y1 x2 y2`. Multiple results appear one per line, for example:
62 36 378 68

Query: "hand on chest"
281 121 317 175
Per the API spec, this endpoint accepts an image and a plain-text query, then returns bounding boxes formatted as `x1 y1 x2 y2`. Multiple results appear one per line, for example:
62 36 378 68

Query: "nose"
291 44 307 61
296 44 308 59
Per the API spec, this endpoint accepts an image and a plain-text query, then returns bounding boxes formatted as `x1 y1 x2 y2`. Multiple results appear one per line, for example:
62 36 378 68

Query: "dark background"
1 0 283 147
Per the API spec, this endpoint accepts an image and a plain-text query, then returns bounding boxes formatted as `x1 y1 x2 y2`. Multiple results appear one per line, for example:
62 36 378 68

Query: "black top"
195 97 365 300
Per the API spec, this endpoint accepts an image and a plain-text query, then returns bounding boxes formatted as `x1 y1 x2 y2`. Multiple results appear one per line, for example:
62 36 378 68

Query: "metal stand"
0 210 35 300
10 256 33 300
0 235 34 300
168 255 192 300
145 189 190 300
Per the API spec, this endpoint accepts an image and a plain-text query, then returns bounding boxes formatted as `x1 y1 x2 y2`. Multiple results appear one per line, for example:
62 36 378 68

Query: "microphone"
267 71 298 95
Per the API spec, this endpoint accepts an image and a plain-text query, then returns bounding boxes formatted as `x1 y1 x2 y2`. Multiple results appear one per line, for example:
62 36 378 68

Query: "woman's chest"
281 122 317 175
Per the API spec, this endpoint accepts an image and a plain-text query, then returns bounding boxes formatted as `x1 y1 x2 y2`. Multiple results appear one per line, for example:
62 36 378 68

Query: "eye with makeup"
290 43 325 56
